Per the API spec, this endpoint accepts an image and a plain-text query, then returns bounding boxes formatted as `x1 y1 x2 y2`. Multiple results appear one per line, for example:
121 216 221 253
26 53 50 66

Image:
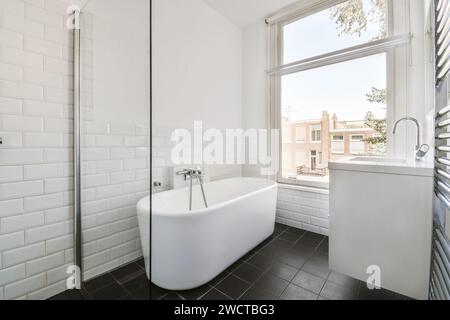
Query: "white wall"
242 22 268 177
153 0 242 130
152 0 243 186
85 0 150 124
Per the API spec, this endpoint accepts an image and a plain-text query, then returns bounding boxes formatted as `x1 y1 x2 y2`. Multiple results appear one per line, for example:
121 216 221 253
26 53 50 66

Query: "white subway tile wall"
0 0 150 300
243 166 330 236
80 121 150 282
151 125 242 193
276 186 329 236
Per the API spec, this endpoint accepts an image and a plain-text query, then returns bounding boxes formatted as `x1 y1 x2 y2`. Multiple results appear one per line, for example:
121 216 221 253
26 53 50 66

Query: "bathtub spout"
177 168 208 211
197 176 208 208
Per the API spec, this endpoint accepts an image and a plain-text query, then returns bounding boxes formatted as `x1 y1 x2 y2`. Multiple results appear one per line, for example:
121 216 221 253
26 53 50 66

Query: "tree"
364 111 387 145
330 0 387 40
366 87 386 104
364 87 387 152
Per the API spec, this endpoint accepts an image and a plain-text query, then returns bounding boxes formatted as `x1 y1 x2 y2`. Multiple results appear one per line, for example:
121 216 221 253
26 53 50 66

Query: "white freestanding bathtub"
136 177 278 290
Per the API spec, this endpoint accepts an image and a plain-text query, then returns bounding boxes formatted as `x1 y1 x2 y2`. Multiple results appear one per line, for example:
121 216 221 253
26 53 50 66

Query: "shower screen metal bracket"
71 5 83 290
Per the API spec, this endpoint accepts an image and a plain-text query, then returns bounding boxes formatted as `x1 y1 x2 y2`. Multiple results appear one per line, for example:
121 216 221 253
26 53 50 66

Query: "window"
283 0 388 64
332 135 345 154
350 135 365 154
310 125 321 143
310 150 318 170
270 0 410 188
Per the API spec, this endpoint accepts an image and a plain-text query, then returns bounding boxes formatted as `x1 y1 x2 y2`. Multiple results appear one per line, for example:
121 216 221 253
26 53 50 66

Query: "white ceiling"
204 0 299 28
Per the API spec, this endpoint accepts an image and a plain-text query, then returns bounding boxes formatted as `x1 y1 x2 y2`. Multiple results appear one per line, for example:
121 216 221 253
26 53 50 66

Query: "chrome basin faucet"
392 117 430 161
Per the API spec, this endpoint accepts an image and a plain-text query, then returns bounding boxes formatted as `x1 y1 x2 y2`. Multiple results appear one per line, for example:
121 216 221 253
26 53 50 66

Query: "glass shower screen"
75 0 150 298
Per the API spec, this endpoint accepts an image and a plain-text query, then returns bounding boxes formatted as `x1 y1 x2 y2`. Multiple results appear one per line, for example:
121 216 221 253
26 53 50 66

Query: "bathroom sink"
329 156 433 177
349 157 407 164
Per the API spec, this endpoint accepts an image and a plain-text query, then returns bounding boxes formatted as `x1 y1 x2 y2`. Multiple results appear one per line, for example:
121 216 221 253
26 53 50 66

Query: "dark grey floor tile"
226 260 244 273
292 271 326 294
311 251 329 263
252 274 289 299
247 254 275 272
84 273 116 294
122 274 150 292
357 283 397 300
177 284 211 300
133 285 151 300
151 283 168 300
286 227 306 236
241 250 257 262
317 239 329 253
303 232 325 241
278 249 308 269
393 293 414 300
273 229 283 237
90 282 128 300
111 262 144 284
259 244 286 260
274 223 289 233
267 261 298 282
320 281 357 300
233 263 264 284
119 294 134 300
49 290 85 300
302 257 330 279
290 243 317 259
215 275 251 299
269 238 294 250
327 271 359 290
278 231 302 243
135 259 145 269
209 271 229 287
280 284 318 300
201 289 231 300
249 238 272 254
239 286 277 300
296 236 322 249
161 293 183 300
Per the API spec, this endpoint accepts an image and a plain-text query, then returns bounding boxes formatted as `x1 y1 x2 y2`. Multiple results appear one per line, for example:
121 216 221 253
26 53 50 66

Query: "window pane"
283 0 388 64
281 53 387 184
332 141 345 154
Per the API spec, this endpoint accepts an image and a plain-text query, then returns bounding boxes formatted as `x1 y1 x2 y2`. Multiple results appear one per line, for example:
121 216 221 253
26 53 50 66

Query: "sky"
282 0 387 122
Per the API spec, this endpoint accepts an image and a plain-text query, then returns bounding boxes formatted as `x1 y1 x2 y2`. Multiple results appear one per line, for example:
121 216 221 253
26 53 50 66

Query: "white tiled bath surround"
0 0 150 299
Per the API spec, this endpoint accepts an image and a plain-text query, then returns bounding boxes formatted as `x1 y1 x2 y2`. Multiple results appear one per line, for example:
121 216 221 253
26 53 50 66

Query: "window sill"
278 175 329 192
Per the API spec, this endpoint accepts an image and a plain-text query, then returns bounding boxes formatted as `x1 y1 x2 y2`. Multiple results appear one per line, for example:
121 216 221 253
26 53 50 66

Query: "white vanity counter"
329 157 434 177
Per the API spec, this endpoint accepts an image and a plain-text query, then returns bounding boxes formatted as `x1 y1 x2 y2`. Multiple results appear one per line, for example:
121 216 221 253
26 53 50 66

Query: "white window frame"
332 134 344 141
350 135 365 141
350 134 366 155
310 126 321 143
310 150 318 170
331 134 345 155
267 0 412 189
